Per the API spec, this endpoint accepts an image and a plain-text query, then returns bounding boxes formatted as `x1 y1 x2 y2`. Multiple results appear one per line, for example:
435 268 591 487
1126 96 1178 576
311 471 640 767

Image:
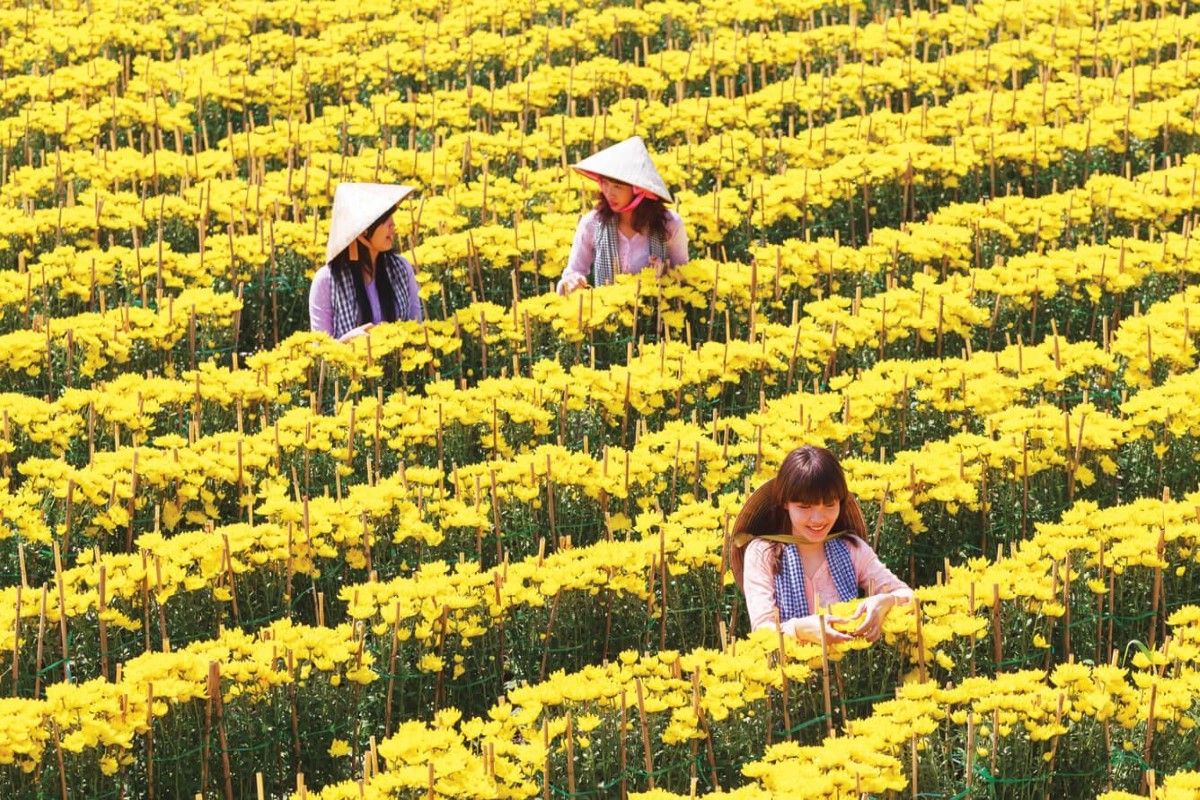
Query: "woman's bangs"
775 447 848 505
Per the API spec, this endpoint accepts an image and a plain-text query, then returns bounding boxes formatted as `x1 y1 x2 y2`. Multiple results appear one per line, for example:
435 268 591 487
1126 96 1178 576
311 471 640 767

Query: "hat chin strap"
610 189 651 214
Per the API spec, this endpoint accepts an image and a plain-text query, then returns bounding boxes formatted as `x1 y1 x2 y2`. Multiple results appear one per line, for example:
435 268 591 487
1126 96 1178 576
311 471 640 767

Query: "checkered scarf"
774 537 859 622
592 215 668 287
329 252 414 340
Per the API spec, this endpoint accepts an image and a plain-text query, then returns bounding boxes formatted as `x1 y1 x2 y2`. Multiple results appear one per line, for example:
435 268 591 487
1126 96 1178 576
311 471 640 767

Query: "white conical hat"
325 182 416 264
572 136 673 203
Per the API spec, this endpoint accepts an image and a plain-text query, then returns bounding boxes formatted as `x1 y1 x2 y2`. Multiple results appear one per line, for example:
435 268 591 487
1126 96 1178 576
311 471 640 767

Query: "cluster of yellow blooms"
0 618 374 776
3 234 1199 557
0 319 1176 655
299 491 1199 798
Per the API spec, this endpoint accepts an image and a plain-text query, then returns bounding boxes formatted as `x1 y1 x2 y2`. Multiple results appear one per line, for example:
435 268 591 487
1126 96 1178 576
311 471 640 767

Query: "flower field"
1 0 1200 796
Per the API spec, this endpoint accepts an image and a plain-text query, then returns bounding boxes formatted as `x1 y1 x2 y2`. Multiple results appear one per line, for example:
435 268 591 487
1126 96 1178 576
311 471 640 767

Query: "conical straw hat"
572 136 673 203
325 183 415 264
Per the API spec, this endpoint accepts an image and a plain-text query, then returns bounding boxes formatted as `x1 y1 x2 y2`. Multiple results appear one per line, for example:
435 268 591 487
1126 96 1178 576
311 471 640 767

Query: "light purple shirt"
560 209 689 285
309 257 422 338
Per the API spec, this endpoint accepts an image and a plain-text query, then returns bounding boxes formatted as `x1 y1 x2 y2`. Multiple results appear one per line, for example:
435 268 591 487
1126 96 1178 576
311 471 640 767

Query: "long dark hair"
734 445 868 540
594 190 670 240
328 206 399 326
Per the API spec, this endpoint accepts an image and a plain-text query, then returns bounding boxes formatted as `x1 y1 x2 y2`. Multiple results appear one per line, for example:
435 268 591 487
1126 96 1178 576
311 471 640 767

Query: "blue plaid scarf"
329 251 415 340
774 538 859 621
592 215 668 287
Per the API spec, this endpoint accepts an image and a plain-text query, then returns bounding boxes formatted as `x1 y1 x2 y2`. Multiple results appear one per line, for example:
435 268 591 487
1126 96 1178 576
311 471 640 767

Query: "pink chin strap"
610 188 652 214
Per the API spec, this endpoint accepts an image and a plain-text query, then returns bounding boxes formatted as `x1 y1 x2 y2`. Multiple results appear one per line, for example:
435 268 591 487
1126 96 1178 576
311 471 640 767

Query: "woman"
731 445 913 644
557 135 689 295
309 182 422 342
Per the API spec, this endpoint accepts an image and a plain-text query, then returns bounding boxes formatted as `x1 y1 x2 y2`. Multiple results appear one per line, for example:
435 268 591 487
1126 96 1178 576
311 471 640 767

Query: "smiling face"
785 499 842 544
598 176 635 211
770 445 851 542
362 214 395 254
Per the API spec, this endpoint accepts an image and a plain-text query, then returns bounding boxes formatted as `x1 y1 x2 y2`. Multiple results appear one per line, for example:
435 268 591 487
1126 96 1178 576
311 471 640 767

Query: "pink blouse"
560 209 689 284
741 535 912 638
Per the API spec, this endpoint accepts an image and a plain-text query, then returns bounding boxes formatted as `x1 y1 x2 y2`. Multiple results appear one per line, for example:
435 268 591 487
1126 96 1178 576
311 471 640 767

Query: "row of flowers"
5 42 1197 288
0 287 1177 558
292 490 1200 798
4 483 1197 797
3 6 1197 331
5 334 1199 744
2 172 1196 471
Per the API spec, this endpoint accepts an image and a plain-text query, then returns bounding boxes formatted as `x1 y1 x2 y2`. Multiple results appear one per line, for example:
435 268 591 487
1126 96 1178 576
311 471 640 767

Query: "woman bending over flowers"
556 136 689 295
310 182 422 342
732 445 912 644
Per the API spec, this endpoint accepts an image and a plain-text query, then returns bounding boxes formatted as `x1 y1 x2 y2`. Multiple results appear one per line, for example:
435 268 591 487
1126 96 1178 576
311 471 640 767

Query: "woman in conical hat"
556 135 689 296
309 183 423 342
731 445 912 644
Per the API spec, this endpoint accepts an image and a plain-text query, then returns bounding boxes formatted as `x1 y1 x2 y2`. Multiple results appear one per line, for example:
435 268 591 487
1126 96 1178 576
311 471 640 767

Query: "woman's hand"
849 594 898 642
649 255 668 279
789 614 856 645
338 323 375 342
557 274 589 295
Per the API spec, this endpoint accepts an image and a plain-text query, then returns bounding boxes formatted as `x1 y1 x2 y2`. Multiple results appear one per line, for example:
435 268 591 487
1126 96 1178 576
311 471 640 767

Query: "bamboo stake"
992 584 1003 671
147 683 156 800
53 543 70 683
202 660 213 793
1142 683 1158 793
818 614 834 739
914 597 927 683
635 679 655 788
620 690 629 799
11 582 20 696
1149 525 1165 649
539 590 562 682
775 614 792 737
384 603 402 737
966 712 975 790
52 718 68 800
910 733 919 800
222 534 239 625
98 565 109 681
565 713 576 796
433 605 450 709
210 662 234 800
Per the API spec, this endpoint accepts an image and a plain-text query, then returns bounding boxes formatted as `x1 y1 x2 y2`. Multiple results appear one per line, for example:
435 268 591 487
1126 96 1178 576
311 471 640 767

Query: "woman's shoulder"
662 209 685 240
838 533 879 559
744 536 781 556
311 263 332 285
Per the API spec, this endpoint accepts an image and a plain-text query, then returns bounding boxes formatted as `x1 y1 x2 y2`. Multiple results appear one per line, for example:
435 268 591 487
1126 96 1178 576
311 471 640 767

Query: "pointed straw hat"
324 182 415 265
572 136 673 203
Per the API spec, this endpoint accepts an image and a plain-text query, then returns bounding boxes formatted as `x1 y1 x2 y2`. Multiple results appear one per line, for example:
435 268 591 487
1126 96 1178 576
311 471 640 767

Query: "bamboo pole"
635 678 655 788
53 543 70 683
818 614 834 738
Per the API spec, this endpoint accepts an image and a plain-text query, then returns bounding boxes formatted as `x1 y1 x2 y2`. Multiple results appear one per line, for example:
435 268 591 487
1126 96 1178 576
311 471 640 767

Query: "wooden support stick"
53 543 71 683
818 614 834 739
635 679 655 788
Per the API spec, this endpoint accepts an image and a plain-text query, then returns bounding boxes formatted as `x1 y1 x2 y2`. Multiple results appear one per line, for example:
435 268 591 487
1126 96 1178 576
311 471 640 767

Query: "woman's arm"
309 265 334 335
741 538 783 632
846 537 913 641
665 210 689 267
397 255 423 322
558 212 596 294
848 537 913 603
